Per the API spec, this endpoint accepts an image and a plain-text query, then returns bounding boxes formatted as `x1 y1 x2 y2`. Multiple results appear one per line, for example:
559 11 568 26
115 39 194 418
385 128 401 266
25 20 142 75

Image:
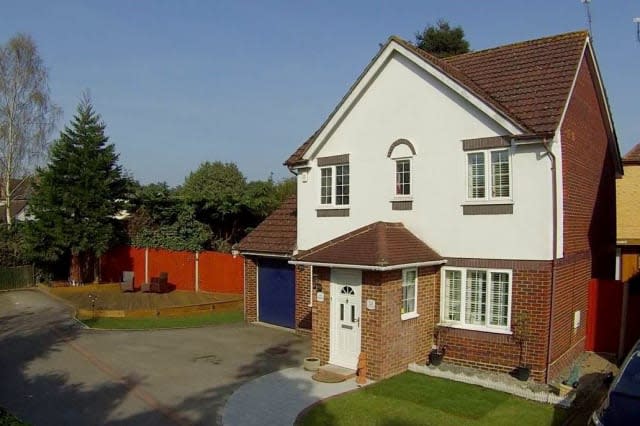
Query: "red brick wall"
443 258 553 382
295 265 312 331
371 267 439 379
244 257 257 323
549 53 617 380
311 267 331 364
560 54 616 272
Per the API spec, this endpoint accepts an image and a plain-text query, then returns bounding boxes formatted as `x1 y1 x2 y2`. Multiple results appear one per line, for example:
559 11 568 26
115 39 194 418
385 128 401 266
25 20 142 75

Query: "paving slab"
222 367 368 426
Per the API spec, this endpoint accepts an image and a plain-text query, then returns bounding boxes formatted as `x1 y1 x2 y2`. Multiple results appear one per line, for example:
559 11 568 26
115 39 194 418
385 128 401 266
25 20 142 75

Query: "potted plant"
428 327 447 366
512 312 531 381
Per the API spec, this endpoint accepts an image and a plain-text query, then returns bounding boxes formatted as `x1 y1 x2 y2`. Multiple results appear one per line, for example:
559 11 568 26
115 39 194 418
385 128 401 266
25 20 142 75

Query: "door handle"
354 317 360 327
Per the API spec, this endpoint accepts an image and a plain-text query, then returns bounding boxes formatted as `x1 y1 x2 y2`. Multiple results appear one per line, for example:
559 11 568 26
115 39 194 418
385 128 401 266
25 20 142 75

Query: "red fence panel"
199 251 244 294
100 246 244 294
100 246 146 289
148 248 196 291
586 279 623 353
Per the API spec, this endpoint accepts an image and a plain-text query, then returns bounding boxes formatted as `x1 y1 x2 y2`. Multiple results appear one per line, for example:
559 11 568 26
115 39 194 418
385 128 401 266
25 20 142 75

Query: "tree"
0 33 60 226
415 20 470 58
25 95 128 282
179 161 247 247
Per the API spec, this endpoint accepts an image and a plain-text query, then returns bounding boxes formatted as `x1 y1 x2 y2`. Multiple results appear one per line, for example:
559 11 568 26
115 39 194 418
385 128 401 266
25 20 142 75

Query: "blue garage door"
258 259 295 328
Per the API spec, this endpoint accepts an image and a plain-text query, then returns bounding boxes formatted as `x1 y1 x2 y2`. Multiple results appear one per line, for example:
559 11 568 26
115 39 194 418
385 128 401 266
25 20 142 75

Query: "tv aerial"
581 0 593 38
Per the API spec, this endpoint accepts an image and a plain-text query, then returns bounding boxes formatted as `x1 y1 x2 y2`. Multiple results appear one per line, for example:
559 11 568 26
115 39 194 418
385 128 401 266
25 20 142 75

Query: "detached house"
237 30 621 383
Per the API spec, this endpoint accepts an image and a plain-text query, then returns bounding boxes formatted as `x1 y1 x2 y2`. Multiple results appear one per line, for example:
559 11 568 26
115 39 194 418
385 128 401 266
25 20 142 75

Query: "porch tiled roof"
285 31 588 166
294 221 442 268
235 195 297 256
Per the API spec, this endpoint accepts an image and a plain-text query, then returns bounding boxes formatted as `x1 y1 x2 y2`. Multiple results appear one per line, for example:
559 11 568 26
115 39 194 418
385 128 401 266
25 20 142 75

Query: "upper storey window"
320 164 349 206
396 159 411 196
467 149 511 201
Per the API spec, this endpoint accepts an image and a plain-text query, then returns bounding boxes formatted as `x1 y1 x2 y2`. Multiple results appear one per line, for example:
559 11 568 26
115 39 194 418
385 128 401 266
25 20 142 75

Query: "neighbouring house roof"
292 222 443 269
623 143 640 165
0 200 28 224
235 195 297 256
285 31 590 167
0 178 32 200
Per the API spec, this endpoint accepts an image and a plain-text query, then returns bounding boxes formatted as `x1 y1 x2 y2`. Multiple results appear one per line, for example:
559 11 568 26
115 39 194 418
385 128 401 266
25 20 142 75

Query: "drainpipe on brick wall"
542 138 558 383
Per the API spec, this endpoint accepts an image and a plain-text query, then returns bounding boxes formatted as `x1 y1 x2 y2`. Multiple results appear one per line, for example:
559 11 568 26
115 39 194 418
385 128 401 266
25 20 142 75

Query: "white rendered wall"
297 53 554 261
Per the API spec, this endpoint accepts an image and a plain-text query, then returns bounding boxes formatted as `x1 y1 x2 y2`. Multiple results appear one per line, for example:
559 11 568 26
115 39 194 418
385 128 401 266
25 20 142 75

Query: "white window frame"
465 148 512 202
319 164 350 207
394 157 412 198
439 267 513 334
401 268 418 320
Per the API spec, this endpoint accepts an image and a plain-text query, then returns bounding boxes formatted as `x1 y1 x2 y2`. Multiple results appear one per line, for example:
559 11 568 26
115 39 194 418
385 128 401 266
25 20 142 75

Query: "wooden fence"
100 246 243 294
0 265 35 290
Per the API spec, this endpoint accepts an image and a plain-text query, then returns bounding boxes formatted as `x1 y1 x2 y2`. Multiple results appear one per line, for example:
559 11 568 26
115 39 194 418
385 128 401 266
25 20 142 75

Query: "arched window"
387 139 416 197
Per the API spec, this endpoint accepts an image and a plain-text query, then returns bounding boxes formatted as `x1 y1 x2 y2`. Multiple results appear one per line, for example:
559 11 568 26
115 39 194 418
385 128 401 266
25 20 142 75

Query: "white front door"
329 268 362 370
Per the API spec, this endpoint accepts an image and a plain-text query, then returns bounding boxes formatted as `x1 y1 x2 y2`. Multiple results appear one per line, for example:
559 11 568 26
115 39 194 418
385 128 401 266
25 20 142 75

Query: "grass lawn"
80 310 243 330
298 372 567 426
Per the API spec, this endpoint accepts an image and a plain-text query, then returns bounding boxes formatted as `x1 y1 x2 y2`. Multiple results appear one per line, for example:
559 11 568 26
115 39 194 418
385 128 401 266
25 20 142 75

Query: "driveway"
0 289 310 426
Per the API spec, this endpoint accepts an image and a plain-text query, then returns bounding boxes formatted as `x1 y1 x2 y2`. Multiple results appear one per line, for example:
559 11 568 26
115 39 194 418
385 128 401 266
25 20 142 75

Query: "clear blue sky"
2 1 639 185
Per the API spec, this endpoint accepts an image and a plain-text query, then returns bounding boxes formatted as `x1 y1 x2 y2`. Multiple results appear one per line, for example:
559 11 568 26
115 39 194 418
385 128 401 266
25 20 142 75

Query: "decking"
42 283 243 318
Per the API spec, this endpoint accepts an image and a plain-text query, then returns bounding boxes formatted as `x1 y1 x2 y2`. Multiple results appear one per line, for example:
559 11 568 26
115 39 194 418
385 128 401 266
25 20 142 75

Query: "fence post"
145 247 149 283
195 251 200 292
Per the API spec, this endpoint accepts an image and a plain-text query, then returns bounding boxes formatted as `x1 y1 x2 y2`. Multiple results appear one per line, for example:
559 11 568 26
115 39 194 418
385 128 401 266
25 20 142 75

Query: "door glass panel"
340 303 344 321
351 305 355 322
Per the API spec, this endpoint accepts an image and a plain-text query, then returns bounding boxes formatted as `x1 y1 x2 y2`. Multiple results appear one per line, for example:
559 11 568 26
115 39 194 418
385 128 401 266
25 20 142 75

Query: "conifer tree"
26 95 128 282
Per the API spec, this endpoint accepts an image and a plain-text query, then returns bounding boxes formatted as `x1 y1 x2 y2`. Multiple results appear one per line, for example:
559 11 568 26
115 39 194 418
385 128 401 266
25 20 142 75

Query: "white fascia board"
300 40 525 163
239 251 291 259
556 39 588 133
288 259 447 271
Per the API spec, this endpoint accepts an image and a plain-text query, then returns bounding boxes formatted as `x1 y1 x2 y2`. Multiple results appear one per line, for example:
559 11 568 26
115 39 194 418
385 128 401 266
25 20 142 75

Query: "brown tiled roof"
294 222 443 268
444 31 587 133
285 31 588 166
235 195 297 255
623 143 640 164
0 178 32 200
0 200 28 224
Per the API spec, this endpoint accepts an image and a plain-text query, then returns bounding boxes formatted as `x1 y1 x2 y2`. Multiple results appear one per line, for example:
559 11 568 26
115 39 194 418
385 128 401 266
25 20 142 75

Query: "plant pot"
428 350 444 366
557 382 574 397
303 357 320 371
512 366 531 381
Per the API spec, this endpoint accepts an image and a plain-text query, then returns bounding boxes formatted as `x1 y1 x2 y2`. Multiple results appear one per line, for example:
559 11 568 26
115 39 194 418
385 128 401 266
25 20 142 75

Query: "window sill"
317 205 350 210
401 312 420 321
461 200 513 206
316 207 350 218
391 196 413 202
437 322 512 335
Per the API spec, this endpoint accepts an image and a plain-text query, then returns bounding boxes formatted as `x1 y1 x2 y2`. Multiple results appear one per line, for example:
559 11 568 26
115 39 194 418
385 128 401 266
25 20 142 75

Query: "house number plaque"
366 299 376 310
316 292 325 302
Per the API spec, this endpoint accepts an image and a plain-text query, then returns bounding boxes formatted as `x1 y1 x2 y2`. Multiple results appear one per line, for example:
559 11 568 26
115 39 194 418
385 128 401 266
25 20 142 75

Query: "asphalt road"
0 289 310 426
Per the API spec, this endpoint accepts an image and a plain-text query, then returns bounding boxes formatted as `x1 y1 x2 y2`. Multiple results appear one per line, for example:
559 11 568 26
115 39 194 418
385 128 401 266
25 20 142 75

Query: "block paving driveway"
0 289 310 425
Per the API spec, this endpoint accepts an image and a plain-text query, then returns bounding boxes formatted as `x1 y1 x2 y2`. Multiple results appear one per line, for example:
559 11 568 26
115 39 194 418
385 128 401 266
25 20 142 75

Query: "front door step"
312 364 356 383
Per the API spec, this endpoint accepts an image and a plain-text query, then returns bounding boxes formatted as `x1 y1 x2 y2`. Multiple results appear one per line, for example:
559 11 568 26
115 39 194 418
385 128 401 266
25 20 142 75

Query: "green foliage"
0 223 28 266
81 310 243 330
130 202 209 252
180 161 246 218
415 19 470 58
24 95 129 276
127 165 295 253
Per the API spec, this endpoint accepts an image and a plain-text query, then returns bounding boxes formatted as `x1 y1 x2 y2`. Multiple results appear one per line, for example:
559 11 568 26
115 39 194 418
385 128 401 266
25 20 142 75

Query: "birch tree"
0 33 60 225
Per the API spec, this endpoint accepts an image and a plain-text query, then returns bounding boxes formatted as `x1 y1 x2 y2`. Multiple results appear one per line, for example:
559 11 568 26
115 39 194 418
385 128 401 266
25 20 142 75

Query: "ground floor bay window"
440 267 512 332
